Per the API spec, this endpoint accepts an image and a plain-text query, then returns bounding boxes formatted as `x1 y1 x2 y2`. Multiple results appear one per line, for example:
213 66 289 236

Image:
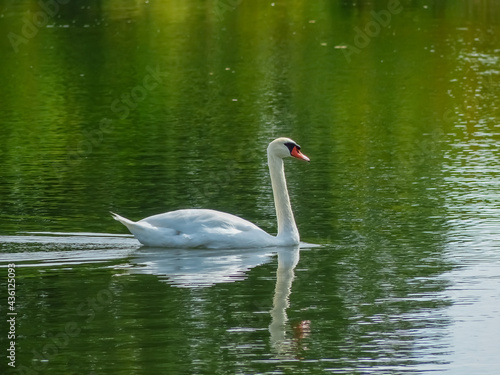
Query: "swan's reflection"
269 245 310 358
129 246 276 288
129 244 310 358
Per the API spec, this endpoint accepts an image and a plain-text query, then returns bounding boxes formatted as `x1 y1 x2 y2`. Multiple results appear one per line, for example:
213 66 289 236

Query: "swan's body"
111 209 276 248
112 137 309 248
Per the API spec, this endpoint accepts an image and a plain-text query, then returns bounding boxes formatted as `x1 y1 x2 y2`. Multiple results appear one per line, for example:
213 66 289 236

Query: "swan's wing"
114 209 274 248
140 209 265 235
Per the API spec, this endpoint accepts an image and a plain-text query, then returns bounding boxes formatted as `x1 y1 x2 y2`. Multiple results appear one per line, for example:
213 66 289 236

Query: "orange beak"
291 146 310 162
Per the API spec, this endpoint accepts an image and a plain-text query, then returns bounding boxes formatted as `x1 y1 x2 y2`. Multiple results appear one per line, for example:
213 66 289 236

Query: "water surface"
1 1 500 374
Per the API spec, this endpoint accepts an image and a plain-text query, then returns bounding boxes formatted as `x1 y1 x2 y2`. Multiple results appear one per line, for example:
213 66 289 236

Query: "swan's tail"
110 212 136 230
110 212 162 246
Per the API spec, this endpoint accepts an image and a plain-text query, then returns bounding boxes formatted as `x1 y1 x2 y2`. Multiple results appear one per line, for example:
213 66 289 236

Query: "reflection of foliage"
0 1 499 233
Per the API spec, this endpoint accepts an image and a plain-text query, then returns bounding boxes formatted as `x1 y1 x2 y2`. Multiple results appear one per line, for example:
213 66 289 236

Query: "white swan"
111 137 310 248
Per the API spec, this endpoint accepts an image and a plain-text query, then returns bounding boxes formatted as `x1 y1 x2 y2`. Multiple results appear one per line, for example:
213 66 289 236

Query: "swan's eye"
284 142 298 154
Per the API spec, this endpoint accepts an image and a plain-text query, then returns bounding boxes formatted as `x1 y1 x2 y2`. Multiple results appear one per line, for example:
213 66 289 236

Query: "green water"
1 1 500 374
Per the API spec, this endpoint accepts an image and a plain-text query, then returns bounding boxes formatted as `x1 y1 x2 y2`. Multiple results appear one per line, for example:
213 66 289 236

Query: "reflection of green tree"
0 0 498 236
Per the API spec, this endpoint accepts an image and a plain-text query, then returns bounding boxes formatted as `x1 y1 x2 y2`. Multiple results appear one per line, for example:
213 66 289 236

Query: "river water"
1 1 499 374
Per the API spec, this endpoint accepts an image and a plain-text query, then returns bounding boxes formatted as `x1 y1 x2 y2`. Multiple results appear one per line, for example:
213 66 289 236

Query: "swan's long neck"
268 153 299 243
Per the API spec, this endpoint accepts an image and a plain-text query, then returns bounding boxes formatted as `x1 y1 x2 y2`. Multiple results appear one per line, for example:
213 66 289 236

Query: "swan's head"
268 137 310 162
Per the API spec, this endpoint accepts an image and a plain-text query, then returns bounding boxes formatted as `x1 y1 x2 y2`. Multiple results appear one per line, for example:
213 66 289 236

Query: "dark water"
1 1 500 374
